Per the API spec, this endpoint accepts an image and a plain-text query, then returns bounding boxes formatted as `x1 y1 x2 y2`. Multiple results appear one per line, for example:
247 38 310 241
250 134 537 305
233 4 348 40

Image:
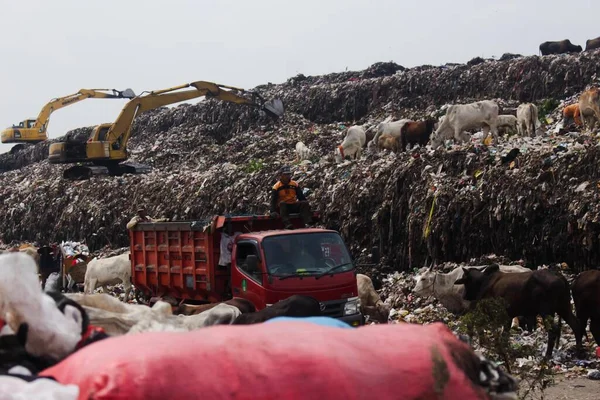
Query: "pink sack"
42 322 493 400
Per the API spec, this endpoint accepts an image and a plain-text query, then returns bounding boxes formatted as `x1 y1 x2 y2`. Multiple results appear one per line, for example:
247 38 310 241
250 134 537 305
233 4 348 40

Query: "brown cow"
455 264 582 359
377 134 399 152
539 39 582 56
571 270 600 346
563 103 582 126
175 298 256 316
398 119 436 151
578 88 600 131
585 36 600 51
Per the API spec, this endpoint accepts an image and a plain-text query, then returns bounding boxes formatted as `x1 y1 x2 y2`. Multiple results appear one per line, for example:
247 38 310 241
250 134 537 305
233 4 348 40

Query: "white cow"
430 100 500 148
497 115 518 134
369 119 412 153
516 103 541 137
335 125 366 163
84 252 132 302
412 264 530 315
295 141 311 162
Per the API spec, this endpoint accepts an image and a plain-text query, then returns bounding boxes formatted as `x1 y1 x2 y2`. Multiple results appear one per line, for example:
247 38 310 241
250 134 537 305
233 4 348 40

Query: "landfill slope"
1 52 600 272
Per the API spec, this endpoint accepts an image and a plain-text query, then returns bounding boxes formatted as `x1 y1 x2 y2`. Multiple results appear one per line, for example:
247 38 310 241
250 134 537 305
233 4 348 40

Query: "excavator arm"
105 80 283 151
1 88 134 149
34 88 136 133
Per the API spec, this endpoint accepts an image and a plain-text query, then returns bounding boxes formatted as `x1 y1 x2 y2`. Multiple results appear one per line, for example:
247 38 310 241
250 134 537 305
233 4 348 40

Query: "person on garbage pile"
126 208 164 229
269 166 312 230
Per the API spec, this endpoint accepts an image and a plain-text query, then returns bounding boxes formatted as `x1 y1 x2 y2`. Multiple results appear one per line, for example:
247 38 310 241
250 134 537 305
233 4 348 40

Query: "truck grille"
319 299 346 318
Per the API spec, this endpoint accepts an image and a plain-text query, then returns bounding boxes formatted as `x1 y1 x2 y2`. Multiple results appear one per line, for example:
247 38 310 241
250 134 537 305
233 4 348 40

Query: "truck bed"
130 213 320 302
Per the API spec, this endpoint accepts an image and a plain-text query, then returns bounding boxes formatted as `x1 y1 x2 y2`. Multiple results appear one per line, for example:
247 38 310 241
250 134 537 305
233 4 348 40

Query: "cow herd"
413 264 600 359
294 86 600 164
539 37 600 56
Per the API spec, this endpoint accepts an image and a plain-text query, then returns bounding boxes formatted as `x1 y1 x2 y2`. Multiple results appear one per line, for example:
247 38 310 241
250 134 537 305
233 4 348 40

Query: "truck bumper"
338 312 364 327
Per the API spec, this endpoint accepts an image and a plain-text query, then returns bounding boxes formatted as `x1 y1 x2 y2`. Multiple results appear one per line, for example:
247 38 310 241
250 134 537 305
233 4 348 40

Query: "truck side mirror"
371 246 380 264
246 255 259 272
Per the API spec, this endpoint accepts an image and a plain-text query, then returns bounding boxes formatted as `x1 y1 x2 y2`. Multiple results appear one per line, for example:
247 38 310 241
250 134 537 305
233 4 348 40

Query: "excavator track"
63 162 152 180
8 142 40 154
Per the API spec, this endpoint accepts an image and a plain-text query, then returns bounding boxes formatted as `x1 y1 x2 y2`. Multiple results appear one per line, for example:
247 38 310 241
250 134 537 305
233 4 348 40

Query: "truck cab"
130 213 364 326
231 229 361 324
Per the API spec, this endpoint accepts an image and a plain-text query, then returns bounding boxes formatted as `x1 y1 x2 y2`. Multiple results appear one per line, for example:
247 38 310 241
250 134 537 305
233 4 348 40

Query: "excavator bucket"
262 99 284 119
120 88 136 99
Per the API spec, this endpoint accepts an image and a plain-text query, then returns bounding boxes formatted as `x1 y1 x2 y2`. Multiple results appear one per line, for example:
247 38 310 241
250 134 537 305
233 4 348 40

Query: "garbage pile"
1 52 600 272
0 127 92 173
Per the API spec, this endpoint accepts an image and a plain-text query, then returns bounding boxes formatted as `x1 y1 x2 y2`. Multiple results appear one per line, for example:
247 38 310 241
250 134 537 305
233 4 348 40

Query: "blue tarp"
264 316 353 329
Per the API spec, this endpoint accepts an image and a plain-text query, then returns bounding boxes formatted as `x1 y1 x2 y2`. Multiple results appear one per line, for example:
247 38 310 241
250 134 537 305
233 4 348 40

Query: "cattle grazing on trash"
232 295 322 324
175 298 256 316
430 100 499 148
376 133 398 153
578 87 600 132
563 103 582 126
539 39 582 56
295 141 311 162
370 119 412 153
516 103 540 137
496 115 518 135
357 274 390 322
454 264 582 359
570 269 600 346
84 252 133 302
585 36 600 52
335 125 366 163
412 264 530 315
398 119 436 151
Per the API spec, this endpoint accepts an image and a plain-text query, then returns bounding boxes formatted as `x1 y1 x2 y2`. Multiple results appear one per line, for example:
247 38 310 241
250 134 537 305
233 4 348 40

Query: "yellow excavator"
48 81 284 180
1 88 136 153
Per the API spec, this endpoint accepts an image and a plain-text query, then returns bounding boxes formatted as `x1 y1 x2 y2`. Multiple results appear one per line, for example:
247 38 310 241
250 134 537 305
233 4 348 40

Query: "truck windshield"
262 232 353 278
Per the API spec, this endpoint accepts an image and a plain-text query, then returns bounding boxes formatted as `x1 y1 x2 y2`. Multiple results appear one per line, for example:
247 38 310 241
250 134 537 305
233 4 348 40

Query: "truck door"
231 240 267 309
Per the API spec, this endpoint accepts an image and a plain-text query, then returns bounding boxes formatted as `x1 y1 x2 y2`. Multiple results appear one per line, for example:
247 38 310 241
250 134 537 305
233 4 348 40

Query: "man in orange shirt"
269 166 312 229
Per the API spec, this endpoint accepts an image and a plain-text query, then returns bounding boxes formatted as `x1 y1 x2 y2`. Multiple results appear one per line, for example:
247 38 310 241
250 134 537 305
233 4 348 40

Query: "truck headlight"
343 297 360 316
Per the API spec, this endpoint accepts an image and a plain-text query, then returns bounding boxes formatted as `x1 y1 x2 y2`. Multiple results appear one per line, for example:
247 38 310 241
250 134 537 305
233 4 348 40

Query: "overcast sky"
1 0 598 154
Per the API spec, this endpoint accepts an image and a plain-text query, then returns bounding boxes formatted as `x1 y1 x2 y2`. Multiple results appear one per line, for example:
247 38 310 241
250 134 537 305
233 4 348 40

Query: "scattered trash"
587 369 600 380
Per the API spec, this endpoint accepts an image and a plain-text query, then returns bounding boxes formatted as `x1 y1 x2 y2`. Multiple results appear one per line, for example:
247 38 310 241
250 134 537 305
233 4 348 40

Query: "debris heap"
1 52 600 272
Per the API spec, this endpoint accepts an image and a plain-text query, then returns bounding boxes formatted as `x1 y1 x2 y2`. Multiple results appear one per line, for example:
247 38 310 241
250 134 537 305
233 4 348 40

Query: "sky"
1 0 599 154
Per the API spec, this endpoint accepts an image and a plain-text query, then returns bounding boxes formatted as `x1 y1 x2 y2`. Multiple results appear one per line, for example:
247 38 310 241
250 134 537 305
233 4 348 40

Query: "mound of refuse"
2 52 600 273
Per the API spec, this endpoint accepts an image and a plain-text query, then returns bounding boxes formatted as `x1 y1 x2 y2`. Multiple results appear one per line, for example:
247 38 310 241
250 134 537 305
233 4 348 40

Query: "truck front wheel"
135 289 150 305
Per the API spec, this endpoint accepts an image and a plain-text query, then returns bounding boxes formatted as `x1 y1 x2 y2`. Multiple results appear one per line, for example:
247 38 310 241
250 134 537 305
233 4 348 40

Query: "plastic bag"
42 322 492 400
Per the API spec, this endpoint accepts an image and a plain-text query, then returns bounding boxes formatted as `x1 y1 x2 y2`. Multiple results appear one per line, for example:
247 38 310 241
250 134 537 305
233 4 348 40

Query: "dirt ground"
529 376 600 400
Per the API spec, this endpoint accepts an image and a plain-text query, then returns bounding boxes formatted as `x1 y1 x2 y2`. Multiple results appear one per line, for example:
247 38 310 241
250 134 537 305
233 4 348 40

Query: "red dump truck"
129 213 372 326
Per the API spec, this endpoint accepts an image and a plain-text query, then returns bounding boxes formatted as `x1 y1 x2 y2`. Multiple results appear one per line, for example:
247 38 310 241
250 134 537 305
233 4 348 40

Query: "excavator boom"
1 88 135 152
48 80 284 180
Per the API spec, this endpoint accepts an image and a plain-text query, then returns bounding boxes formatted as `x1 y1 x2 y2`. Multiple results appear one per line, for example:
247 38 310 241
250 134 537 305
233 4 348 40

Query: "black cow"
455 265 582 359
232 295 322 325
539 39 582 56
571 270 600 345
586 36 600 52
